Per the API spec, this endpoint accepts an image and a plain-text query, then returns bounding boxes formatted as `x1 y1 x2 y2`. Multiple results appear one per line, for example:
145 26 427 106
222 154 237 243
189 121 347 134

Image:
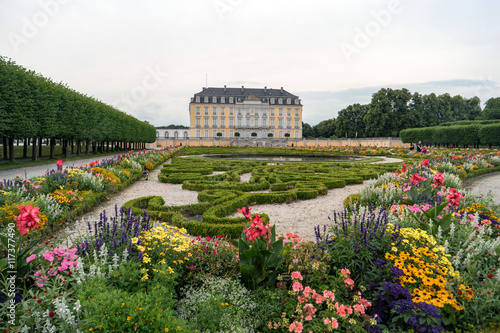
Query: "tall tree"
335 103 368 138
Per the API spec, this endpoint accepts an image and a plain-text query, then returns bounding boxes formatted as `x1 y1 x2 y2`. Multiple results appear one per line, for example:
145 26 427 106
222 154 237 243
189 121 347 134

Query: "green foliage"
239 224 284 290
77 268 191 332
0 56 155 146
176 277 258 332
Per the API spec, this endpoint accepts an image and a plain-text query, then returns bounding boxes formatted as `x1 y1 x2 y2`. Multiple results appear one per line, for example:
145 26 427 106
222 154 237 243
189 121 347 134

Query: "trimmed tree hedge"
400 123 500 147
0 56 156 160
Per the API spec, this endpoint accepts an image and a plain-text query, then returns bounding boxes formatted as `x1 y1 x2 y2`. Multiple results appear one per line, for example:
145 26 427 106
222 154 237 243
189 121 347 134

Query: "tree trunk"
8 138 15 161
23 138 28 159
71 139 74 154
38 137 43 157
63 139 68 157
76 140 81 155
32 137 38 161
50 138 55 159
2 137 7 160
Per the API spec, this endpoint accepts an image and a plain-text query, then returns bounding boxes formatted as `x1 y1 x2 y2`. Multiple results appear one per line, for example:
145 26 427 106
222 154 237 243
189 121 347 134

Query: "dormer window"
221 97 225 103
270 98 275 104
278 98 283 104
229 97 234 103
212 96 217 103
294 99 299 104
204 97 209 103
287 98 291 104
196 96 200 103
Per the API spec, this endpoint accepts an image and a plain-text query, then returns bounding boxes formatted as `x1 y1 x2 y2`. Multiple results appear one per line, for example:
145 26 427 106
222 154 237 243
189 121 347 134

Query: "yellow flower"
391 247 398 252
127 316 131 321
131 238 139 244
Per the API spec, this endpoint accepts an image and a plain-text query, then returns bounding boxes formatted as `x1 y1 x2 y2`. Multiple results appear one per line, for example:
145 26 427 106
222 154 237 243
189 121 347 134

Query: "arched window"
183 131 189 139
156 131 159 137
164 132 169 138
174 131 179 139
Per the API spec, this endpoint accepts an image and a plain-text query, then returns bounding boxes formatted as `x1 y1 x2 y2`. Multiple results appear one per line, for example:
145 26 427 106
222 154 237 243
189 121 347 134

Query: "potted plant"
251 132 257 137
234 132 240 138
284 133 290 138
267 133 273 138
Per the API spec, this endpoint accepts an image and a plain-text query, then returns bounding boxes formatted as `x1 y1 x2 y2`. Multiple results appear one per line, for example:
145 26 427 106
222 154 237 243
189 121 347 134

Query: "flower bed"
1 146 500 332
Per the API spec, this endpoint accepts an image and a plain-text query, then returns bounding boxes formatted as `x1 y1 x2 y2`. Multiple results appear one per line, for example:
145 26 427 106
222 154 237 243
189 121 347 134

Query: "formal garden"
1 145 500 332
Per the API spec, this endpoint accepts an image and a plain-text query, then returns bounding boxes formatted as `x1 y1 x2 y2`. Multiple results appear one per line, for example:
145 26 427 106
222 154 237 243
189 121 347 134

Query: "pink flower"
354 303 365 314
292 281 304 292
340 268 350 275
433 172 444 186
324 318 331 325
446 188 463 207
291 271 303 281
335 302 347 318
26 254 36 263
289 321 303 333
421 160 429 167
56 160 63 171
15 205 41 235
331 318 339 329
344 277 355 290
43 252 54 262
292 259 299 264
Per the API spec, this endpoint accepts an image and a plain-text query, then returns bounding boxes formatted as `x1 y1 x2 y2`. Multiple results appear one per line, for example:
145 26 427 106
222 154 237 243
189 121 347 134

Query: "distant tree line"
0 56 156 161
302 88 494 139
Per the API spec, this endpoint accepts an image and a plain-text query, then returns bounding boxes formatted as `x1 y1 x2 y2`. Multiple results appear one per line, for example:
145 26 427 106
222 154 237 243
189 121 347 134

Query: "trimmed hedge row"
400 123 500 147
120 156 401 237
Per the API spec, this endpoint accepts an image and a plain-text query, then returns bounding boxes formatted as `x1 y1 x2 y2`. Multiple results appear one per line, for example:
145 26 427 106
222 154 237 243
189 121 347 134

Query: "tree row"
0 56 156 161
302 88 495 139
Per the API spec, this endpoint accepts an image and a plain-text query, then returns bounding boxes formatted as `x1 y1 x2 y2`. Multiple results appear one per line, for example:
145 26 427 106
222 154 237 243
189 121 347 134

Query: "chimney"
224 85 227 92
202 87 206 91
264 86 267 93
280 87 283 94
241 85 244 93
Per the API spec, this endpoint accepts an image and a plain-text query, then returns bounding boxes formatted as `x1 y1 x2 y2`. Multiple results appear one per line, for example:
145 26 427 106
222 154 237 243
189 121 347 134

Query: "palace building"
189 86 303 139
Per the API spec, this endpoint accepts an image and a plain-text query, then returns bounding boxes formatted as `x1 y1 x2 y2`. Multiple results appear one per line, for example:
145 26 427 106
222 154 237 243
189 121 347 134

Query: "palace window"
220 107 225 115
204 97 209 103
295 108 299 116
196 130 200 138
204 107 209 115
270 108 275 116
287 108 291 116
229 107 234 115
196 106 200 115
229 117 234 127
204 117 209 126
212 96 217 103
212 117 217 127
196 117 200 126
221 97 225 103
279 108 283 116
212 107 217 115
196 96 200 103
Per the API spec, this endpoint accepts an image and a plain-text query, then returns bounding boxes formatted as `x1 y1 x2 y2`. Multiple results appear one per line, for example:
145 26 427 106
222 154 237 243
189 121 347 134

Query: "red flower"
446 188 463 207
15 205 41 235
487 274 493 278
49 311 54 318
433 172 444 186
421 160 429 168
237 207 252 220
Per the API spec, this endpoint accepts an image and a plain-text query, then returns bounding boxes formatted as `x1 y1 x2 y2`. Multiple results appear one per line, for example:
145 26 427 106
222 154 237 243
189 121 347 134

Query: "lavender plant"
316 208 401 293
76 206 152 265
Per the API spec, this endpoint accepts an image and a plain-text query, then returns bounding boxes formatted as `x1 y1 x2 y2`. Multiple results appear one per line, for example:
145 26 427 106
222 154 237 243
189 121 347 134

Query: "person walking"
416 141 422 153
409 142 415 152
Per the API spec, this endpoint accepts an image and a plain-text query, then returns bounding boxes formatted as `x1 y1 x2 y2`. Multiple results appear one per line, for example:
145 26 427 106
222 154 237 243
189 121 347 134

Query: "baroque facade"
189 86 303 139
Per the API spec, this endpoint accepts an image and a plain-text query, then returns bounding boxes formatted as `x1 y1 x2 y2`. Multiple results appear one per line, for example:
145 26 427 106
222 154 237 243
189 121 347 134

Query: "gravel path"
62 156 401 243
0 153 123 181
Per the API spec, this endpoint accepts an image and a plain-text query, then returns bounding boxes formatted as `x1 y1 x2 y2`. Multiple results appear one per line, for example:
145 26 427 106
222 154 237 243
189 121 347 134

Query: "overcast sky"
1 0 499 127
